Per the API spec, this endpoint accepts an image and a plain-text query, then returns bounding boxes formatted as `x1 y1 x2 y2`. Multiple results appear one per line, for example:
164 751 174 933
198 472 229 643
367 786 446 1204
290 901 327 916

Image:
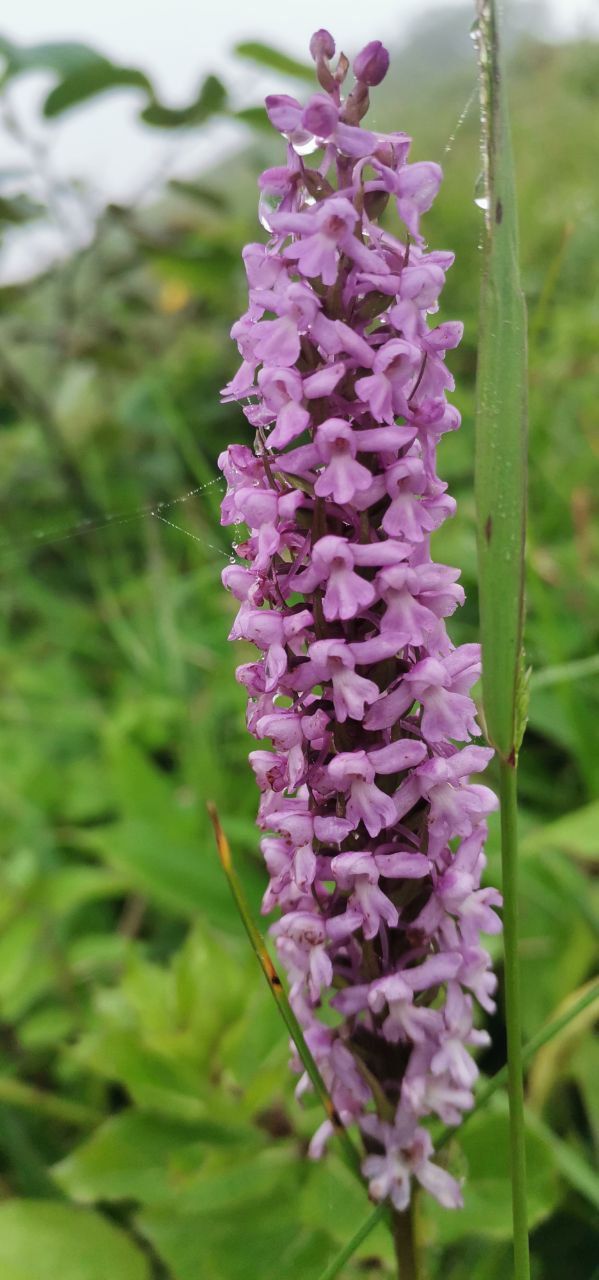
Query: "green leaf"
234 41 314 83
571 1037 599 1152
0 1200 150 1280
522 800 599 863
524 1108 599 1212
474 2 528 762
140 75 226 128
167 180 228 211
137 1199 327 1280
156 1145 297 1215
76 736 260 929
300 1157 393 1262
527 979 599 1109
0 194 45 224
81 817 236 927
426 1101 560 1244
68 931 268 1127
234 106 271 132
43 65 153 118
54 1110 211 1205
0 36 107 79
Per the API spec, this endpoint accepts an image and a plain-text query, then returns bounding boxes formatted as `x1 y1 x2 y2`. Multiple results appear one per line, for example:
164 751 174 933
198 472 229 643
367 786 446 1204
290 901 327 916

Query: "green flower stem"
392 1203 419 1280
499 758 530 1280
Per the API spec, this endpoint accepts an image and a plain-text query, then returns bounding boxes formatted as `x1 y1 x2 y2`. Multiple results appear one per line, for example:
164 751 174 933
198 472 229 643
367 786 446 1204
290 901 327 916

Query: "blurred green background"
0 9 598 1278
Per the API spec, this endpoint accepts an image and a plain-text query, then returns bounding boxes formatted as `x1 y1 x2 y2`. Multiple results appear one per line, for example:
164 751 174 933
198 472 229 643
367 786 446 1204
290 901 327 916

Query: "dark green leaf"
0 194 45 225
141 75 226 128
43 65 153 118
234 105 271 131
167 180 228 211
0 36 107 79
234 41 314 83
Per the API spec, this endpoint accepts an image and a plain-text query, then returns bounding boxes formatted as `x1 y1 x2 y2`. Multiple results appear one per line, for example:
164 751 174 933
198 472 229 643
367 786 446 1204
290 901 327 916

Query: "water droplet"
258 190 282 232
469 19 480 45
288 130 320 157
474 172 489 211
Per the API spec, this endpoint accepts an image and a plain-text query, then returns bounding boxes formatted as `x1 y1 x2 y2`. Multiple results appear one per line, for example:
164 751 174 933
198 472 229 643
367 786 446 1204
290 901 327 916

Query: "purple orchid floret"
219 31 501 1214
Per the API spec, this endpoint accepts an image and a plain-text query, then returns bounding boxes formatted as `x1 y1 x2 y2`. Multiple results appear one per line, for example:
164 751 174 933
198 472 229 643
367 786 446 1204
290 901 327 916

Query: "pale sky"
1 0 597 279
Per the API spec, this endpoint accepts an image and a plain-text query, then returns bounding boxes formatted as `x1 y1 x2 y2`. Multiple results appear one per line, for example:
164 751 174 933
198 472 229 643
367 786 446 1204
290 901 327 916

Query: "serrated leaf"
43 65 153 117
234 41 314 83
0 1200 150 1280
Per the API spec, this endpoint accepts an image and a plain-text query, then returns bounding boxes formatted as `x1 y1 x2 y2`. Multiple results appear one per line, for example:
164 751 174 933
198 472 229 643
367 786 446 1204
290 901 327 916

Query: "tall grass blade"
474 0 528 764
206 804 363 1183
317 1203 387 1280
474 3 529 1275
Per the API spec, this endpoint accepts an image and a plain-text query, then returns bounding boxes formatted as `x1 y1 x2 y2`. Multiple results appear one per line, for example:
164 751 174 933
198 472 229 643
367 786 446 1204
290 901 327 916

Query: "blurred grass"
0 11 597 1279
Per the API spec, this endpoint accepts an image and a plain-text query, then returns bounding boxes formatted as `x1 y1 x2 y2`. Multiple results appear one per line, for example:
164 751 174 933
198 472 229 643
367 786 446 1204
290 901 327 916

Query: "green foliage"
141 76 228 129
0 12 597 1279
234 40 315 82
44 65 154 118
0 1200 150 1280
426 1099 560 1244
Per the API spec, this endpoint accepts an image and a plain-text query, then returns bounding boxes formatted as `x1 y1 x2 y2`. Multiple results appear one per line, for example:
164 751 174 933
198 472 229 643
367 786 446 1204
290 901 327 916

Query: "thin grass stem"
317 1203 387 1280
497 759 530 1279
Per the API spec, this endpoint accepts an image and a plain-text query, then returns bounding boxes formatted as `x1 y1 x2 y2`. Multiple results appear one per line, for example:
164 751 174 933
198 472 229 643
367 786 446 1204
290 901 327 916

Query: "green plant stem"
392 1203 419 1280
499 758 530 1280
